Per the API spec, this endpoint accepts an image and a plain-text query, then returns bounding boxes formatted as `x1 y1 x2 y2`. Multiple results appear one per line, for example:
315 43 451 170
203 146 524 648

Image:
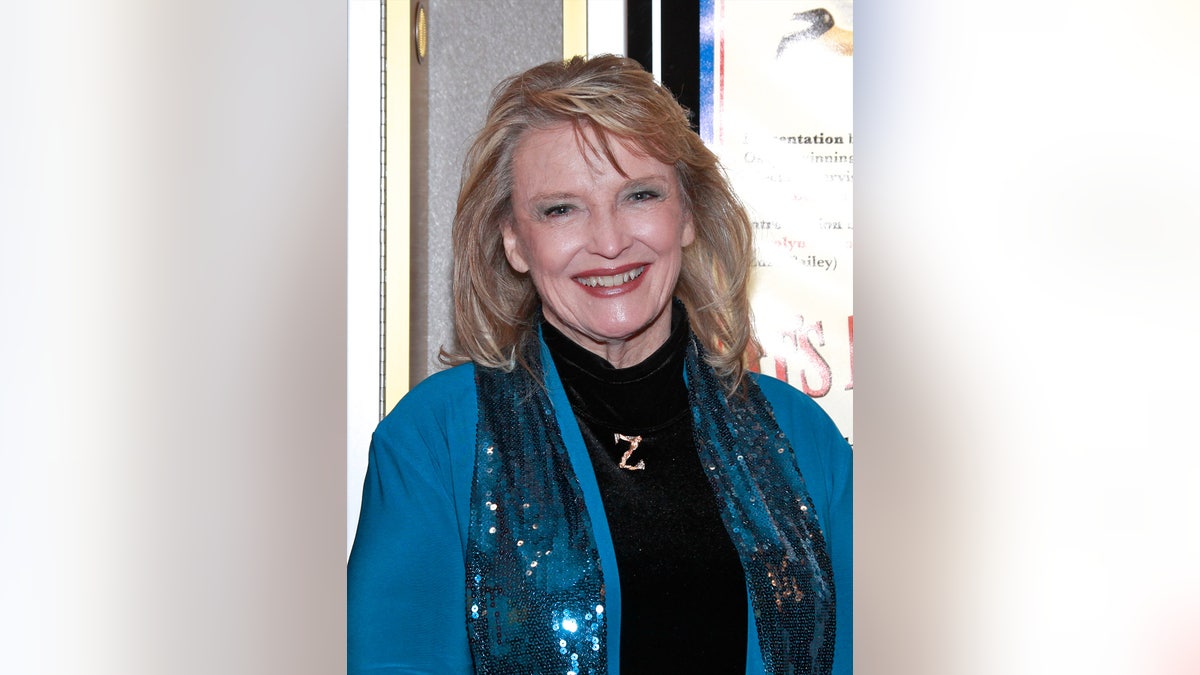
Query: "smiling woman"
347 54 853 675
502 122 695 367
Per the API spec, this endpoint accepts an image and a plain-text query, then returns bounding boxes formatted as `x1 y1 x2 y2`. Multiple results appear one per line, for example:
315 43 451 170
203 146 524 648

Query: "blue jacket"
348 337 852 674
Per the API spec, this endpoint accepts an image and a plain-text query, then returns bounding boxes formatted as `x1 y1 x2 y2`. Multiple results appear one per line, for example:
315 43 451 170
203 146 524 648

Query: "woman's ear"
681 210 696 247
501 219 530 273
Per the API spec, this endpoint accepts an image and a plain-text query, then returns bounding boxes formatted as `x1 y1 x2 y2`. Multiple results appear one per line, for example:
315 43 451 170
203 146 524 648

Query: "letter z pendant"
613 433 645 471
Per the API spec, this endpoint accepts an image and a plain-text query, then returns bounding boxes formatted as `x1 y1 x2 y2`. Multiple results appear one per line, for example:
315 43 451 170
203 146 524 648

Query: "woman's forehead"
512 122 669 185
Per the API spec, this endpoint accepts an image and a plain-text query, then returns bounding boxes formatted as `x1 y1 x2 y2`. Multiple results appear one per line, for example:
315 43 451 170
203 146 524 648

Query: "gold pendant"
613 433 645 471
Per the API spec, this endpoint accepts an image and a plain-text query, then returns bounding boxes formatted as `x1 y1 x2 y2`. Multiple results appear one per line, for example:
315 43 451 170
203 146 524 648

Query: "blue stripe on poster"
699 0 715 144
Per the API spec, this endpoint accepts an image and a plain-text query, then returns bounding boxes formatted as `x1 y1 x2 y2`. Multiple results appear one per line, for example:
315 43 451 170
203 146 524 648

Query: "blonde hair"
441 54 759 391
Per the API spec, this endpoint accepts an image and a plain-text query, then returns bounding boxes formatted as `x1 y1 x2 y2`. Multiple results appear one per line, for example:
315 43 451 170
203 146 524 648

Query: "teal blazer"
348 336 852 674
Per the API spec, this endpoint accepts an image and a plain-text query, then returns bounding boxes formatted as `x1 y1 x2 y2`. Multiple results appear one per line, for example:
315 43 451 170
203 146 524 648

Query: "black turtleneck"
542 307 748 673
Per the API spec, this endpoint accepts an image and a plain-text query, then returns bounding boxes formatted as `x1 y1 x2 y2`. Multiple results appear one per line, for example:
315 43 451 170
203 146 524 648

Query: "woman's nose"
587 208 631 258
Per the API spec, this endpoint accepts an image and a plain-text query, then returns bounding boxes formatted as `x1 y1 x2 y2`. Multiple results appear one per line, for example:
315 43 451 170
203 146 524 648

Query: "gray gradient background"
2 1 347 672
4 0 1200 673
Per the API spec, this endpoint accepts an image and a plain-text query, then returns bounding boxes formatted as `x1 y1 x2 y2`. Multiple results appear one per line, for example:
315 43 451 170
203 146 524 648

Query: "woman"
348 55 851 675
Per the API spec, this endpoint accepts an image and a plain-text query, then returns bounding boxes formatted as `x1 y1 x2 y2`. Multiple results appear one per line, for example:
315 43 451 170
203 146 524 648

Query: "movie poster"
701 0 854 442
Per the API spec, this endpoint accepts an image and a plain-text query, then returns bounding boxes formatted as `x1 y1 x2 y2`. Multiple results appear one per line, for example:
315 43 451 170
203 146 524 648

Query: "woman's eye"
629 190 660 202
543 204 573 217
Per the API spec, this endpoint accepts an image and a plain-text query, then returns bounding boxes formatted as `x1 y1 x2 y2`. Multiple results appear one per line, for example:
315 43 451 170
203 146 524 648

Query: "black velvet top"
542 306 748 672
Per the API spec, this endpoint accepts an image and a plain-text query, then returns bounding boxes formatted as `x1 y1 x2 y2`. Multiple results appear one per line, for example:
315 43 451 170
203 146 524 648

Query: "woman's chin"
562 306 672 352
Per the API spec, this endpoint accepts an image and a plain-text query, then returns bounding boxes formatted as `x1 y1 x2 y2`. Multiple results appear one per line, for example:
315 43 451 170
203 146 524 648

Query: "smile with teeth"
575 265 646 288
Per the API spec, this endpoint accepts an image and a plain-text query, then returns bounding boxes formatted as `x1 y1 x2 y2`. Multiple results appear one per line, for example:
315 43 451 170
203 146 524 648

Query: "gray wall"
410 0 563 383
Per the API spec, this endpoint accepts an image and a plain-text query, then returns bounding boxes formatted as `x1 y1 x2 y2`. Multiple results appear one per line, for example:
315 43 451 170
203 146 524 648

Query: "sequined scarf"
466 331 836 674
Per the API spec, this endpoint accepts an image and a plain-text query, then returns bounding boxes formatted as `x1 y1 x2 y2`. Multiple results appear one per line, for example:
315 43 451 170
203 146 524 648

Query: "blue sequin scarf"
466 331 836 674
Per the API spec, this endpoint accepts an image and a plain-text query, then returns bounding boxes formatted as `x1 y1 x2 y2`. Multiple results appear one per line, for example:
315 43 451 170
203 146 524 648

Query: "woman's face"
503 122 695 367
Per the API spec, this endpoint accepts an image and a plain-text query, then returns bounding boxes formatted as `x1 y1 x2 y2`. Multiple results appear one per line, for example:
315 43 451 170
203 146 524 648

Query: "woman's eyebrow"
625 170 671 183
526 191 579 203
622 174 673 190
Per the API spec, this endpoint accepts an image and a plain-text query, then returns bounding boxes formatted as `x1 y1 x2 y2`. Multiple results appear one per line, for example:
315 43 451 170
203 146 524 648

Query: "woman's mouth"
575 265 646 288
